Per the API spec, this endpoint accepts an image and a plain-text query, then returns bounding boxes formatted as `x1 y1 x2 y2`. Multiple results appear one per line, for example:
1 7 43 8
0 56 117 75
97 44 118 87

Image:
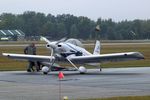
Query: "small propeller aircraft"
2 37 144 74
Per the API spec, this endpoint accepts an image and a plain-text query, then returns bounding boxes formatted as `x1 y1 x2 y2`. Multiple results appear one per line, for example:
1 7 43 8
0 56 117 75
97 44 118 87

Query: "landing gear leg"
66 58 78 70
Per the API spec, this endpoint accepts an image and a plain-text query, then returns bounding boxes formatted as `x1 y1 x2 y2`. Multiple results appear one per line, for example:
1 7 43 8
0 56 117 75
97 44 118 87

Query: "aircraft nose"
135 52 144 59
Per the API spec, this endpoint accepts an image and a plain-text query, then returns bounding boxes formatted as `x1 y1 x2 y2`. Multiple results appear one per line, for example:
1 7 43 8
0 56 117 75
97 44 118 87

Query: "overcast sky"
0 0 149 21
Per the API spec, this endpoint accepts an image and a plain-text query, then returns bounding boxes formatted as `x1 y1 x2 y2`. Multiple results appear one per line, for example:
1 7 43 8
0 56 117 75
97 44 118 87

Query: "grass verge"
79 95 150 100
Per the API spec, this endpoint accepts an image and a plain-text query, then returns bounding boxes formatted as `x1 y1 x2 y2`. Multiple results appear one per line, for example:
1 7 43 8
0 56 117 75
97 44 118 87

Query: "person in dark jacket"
24 43 40 72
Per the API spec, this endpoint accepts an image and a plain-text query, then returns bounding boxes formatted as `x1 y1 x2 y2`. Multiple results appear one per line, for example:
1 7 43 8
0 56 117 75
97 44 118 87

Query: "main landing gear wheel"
42 66 49 75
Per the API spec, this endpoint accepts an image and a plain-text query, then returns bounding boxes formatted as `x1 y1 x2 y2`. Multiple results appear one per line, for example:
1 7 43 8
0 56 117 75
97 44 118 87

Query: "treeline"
0 11 150 40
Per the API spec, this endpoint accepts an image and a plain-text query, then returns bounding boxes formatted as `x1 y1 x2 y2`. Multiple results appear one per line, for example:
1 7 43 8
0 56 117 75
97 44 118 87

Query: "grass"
0 42 150 71
0 41 45 44
79 95 150 100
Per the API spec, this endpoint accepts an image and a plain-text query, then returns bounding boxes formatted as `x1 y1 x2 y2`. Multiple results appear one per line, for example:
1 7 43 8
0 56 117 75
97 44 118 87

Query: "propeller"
56 37 67 45
41 36 67 70
41 36 51 44
41 37 55 71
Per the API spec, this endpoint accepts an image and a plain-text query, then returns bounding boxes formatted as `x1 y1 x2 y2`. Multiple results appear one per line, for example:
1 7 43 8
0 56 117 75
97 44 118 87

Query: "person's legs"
34 61 40 72
27 61 34 72
37 61 41 70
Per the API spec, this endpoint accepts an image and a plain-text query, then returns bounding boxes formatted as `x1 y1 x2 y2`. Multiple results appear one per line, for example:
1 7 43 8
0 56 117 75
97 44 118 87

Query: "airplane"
2 37 144 74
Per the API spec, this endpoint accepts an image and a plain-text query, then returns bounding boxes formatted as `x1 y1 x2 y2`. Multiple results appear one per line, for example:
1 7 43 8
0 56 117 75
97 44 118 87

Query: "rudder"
93 40 100 55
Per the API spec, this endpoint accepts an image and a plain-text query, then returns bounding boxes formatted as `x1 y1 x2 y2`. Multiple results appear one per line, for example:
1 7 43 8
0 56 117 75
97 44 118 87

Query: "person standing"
24 43 39 72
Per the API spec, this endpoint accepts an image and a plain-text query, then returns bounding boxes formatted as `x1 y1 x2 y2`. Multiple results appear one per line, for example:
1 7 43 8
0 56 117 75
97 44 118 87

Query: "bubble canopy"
66 38 83 47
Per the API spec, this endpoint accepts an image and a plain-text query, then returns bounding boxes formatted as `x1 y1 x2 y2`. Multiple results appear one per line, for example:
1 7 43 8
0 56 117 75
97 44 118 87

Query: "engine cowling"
79 66 87 74
46 44 51 48
42 66 50 74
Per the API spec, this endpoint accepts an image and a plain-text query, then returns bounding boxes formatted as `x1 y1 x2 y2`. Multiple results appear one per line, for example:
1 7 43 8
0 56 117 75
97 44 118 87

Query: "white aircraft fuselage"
2 37 144 74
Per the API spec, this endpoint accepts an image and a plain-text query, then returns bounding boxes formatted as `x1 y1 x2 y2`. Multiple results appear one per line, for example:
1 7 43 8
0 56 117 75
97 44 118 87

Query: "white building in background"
0 30 25 41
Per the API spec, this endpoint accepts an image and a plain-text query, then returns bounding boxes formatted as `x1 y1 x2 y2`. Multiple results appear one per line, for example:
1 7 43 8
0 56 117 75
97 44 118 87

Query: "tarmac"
0 67 150 100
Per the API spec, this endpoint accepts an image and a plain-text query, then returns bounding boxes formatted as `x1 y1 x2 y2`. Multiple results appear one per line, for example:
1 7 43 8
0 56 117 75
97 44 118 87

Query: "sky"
0 0 149 21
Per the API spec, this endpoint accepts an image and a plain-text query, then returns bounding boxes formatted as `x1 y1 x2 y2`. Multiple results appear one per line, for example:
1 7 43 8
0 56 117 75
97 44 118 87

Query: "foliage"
0 11 150 40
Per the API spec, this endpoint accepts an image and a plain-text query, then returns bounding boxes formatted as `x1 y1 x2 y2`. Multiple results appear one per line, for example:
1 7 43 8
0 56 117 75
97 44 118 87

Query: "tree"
0 11 150 40
0 13 17 29
70 24 79 38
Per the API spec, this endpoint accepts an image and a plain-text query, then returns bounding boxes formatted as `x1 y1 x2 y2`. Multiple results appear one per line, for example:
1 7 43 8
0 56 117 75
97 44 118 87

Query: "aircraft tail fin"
93 40 101 55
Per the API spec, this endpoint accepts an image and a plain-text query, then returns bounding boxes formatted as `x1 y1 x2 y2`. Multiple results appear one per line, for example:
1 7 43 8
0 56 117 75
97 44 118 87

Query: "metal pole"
59 79 62 100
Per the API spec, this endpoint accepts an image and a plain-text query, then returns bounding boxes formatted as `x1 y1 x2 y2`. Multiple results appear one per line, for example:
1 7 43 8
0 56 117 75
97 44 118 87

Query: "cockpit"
66 38 83 47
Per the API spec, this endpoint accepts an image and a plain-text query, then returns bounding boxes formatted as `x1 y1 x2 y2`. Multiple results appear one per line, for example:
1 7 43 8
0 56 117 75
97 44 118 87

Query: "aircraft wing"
68 52 144 64
2 53 54 62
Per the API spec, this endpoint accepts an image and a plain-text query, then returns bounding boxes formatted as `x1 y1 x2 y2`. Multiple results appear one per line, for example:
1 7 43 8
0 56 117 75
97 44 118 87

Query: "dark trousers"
27 61 40 72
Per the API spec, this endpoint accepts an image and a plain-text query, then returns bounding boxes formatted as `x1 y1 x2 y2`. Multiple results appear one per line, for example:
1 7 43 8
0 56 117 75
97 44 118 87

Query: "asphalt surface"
0 67 150 100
